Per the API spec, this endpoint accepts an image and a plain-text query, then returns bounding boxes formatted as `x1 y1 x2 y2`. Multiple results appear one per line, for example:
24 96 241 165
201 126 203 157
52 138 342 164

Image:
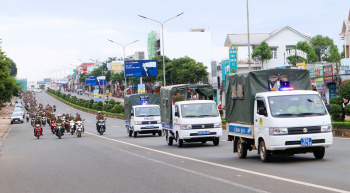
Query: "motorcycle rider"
55 114 65 135
74 113 84 132
96 111 105 132
34 116 43 136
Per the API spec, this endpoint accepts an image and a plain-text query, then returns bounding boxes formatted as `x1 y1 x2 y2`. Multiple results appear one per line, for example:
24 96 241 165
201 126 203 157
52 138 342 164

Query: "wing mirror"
174 112 179 117
258 108 267 116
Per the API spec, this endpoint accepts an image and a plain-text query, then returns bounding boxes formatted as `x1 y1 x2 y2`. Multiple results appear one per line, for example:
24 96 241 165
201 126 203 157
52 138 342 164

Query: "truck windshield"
135 107 160 117
181 103 219 118
268 94 327 117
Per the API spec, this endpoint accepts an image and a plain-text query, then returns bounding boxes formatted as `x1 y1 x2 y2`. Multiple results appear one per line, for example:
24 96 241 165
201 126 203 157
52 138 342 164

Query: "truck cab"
124 94 162 138
161 84 222 147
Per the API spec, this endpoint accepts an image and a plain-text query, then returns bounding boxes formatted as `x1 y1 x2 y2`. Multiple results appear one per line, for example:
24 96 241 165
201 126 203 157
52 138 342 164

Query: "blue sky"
0 0 349 81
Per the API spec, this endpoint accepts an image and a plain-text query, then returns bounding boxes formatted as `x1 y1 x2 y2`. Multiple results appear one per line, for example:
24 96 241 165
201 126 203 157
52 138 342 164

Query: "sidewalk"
0 97 17 139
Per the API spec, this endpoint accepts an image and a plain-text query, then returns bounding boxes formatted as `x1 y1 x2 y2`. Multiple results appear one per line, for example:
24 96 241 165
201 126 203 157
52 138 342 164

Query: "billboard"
125 60 157 77
323 65 333 83
85 75 106 86
37 81 46 85
111 64 122 71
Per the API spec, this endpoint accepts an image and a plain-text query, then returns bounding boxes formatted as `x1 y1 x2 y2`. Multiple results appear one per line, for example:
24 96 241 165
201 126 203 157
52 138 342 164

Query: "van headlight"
321 125 332 132
181 124 192 130
214 123 222 128
269 127 288 135
134 121 142 125
157 120 161 124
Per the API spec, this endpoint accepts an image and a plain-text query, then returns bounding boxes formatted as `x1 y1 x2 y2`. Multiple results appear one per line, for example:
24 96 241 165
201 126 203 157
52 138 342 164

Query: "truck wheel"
128 130 132 137
177 135 183 147
133 131 137 138
167 136 173 146
313 147 325 159
237 138 247 159
213 138 220 146
158 130 162 136
259 140 270 162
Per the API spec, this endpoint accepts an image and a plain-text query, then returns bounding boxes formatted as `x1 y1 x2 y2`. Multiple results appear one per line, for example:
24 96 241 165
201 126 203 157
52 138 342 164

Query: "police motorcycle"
97 118 107 135
69 120 75 135
56 122 64 139
42 116 46 126
76 120 84 138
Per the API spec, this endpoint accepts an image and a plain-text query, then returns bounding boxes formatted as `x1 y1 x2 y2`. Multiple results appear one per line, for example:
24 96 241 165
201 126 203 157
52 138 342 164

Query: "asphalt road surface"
0 92 349 193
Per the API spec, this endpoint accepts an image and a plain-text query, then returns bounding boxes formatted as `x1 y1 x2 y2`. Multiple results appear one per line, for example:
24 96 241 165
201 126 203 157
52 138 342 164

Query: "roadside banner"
85 75 106 86
138 84 145 94
94 89 99 102
229 44 238 73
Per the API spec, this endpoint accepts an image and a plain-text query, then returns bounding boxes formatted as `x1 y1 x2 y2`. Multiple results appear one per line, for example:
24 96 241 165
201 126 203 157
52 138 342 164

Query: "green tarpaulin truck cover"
225 69 312 124
124 94 160 121
160 84 214 124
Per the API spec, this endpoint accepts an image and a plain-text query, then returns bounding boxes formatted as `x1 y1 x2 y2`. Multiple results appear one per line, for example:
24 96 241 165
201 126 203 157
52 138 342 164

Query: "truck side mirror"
175 112 179 117
258 108 266 116
131 112 134 116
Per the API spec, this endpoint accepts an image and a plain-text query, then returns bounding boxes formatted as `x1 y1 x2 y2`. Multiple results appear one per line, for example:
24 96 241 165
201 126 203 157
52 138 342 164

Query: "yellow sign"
106 90 109 94
94 93 99 98
296 62 305 69
259 118 263 126
111 64 122 71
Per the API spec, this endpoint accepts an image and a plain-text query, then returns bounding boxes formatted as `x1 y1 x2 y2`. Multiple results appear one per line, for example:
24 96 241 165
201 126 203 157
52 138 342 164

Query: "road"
0 92 349 193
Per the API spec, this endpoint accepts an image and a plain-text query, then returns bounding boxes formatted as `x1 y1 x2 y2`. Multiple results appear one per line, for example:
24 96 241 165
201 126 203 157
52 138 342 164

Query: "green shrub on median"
332 122 350 130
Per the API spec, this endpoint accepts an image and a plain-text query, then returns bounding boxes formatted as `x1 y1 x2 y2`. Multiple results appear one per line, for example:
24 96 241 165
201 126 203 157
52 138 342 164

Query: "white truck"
124 94 162 138
161 84 222 147
225 69 333 162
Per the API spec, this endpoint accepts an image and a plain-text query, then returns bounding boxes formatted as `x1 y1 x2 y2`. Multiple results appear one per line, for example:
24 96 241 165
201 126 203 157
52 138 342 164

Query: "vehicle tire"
201 140 207 144
133 131 137 138
213 138 220 146
167 136 173 146
21 121 24 123
11 122 13 124
259 140 271 162
177 135 183 148
152 132 156 136
313 147 325 159
58 130 61 139
237 138 247 159
128 130 132 137
37 131 40 139
158 130 162 136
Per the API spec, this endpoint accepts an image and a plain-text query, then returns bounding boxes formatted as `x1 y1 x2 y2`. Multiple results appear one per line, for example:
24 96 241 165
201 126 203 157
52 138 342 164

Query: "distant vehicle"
15 103 22 108
11 112 23 124
36 89 43 93
13 108 24 118
16 99 22 104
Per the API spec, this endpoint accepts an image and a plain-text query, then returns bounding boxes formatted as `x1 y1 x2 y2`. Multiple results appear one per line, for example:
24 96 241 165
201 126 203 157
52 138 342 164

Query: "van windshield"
268 94 327 117
135 107 160 117
181 103 219 118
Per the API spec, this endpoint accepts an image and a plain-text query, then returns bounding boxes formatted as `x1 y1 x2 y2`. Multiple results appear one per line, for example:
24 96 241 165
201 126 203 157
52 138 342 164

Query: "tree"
341 45 345 59
7 58 17 77
309 35 334 62
79 73 86 83
287 41 318 65
325 44 341 64
252 41 272 69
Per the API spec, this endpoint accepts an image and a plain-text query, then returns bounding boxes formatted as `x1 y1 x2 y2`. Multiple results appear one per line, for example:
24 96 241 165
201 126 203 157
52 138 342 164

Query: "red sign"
315 68 321 77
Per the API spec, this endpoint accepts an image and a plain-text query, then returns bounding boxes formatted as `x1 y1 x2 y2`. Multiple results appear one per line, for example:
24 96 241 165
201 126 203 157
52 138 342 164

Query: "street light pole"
108 39 139 95
247 0 251 71
138 12 184 86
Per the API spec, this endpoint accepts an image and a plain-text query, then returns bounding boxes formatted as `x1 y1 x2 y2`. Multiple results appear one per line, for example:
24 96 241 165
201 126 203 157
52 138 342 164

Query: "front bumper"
267 133 333 150
178 128 222 140
133 124 162 133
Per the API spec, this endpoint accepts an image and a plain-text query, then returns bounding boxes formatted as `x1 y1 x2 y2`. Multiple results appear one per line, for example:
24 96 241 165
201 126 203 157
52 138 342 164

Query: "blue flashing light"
279 87 294 91
140 96 149 105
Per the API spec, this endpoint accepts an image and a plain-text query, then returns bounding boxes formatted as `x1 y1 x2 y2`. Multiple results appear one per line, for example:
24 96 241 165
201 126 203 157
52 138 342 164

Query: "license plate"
146 125 154 128
301 138 312 146
198 131 210 135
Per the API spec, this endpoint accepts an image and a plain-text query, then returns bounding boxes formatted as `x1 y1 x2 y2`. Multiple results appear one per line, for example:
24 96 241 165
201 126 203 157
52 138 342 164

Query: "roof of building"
224 26 311 47
79 63 95 68
340 10 350 38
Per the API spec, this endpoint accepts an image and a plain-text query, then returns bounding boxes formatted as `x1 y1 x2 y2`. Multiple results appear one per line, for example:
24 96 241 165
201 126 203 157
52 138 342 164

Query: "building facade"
340 10 350 58
224 26 311 70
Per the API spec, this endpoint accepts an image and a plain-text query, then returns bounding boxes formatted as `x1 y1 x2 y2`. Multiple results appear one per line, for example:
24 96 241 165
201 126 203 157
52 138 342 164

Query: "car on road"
15 103 22 108
13 107 25 118
36 89 43 93
11 112 24 124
